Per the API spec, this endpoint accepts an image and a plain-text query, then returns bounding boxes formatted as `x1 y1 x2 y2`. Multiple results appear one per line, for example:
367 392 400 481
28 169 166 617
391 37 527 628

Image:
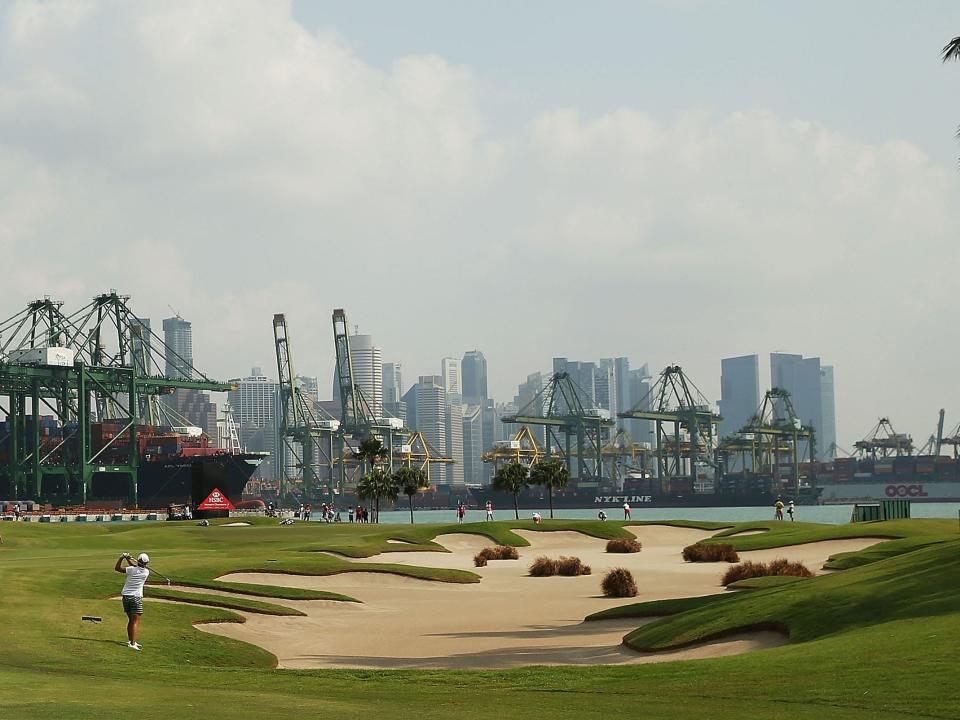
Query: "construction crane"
273 314 340 501
0 291 232 505
854 418 913 459
618 365 719 487
716 388 815 500
914 410 946 457
393 430 454 482
501 371 614 479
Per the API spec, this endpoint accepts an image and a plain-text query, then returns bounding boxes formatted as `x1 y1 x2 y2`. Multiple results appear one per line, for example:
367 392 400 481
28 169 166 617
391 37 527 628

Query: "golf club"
81 615 102 623
150 568 174 586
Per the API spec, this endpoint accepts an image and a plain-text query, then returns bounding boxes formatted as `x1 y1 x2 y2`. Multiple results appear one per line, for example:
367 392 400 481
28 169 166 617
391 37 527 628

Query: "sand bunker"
222 522 252 527
194 526 881 670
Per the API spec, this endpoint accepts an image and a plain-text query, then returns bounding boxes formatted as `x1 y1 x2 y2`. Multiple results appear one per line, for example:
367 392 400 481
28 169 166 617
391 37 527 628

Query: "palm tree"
357 468 398 523
492 462 529 520
393 466 429 524
529 459 569 519
944 36 960 154
356 436 388 474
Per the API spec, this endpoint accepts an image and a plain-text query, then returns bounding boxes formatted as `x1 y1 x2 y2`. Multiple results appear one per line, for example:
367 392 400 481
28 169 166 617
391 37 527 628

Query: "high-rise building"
461 351 488 404
596 359 618 416
552 357 596 411
228 368 281 479
415 375 447 462
401 385 418 430
626 368 654 457
613 357 631 425
131 318 153 375
514 371 548 445
350 334 382 417
440 357 461 401
295 375 319 403
382 362 406 422
161 315 216 438
770 353 836 460
719 355 761 438
446 402 465 486
462 404 484 485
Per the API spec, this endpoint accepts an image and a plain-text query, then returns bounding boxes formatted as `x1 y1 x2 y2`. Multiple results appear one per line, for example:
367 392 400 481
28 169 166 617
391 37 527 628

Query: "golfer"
115 552 150 651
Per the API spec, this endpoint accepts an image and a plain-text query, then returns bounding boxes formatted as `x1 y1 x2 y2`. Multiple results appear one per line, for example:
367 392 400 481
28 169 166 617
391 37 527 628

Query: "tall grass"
601 568 638 597
721 558 813 586
528 556 591 576
682 542 740 563
606 538 642 553
474 545 520 567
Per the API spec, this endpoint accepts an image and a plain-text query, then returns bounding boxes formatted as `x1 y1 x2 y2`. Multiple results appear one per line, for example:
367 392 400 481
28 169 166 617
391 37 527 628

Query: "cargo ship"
813 455 960 503
0 417 266 509
462 473 820 510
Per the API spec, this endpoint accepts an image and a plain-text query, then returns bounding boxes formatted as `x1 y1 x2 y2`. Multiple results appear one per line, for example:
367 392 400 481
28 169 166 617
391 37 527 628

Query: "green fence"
851 500 911 523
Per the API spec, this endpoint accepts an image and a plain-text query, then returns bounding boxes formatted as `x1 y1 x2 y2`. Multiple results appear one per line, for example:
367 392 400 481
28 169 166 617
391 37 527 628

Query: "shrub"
682 542 740 563
529 556 558 576
473 553 488 567
606 538 642 554
721 558 814 586
601 567 638 597
476 545 520 564
556 556 591 576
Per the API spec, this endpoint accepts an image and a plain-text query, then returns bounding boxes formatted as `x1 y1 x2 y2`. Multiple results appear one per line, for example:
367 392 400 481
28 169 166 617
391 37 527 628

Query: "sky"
1 0 959 447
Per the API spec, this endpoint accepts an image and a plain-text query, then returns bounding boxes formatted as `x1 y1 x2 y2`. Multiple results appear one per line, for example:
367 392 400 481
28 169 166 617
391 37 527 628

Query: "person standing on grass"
787 500 795 521
774 498 784 520
485 500 493 521
623 501 631 520
14 503 20 521
457 502 466 524
115 552 150 651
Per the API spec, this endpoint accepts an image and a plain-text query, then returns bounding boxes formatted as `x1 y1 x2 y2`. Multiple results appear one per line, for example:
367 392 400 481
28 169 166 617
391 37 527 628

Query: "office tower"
446 402 464 486
130 318 153 375
415 376 447 463
596 359 617 415
461 350 488 404
350 334 383 417
162 316 193 380
552 357 596 410
162 315 216 438
441 357 461 400
514 371 547 445
401 385 418 430
719 355 761 438
462 404 484 485
382 362 407 422
228 368 281 479
770 353 836 460
614 357 631 425
480 399 498 483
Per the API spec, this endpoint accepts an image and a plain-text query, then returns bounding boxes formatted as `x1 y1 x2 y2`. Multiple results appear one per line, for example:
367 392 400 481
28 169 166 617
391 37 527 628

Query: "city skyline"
2 3 958 451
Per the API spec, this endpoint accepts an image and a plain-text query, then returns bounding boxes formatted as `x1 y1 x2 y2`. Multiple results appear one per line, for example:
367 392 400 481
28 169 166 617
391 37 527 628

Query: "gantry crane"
482 425 543 472
716 388 815 500
273 314 339 500
501 371 614 479
855 418 913 459
331 308 404 483
618 365 719 486
393 430 454 482
0 292 232 505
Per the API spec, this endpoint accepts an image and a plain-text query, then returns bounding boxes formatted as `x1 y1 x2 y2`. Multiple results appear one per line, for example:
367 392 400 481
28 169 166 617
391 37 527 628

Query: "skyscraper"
162 316 193 380
228 368 280 479
552 357 596 411
596 359 617 416
440 358 464 485
719 354 760 438
462 403 484 485
770 353 836 460
415 376 447 464
440 357 461 401
350 334 382 417
382 362 406 422
461 350 488 404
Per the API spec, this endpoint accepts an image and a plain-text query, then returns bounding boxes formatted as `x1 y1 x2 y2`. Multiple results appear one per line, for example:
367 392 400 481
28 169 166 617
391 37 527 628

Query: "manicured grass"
0 517 957 720
146 587 307 616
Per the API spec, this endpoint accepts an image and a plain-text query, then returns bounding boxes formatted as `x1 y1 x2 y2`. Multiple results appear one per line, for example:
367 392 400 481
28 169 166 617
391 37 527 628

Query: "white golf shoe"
127 642 141 651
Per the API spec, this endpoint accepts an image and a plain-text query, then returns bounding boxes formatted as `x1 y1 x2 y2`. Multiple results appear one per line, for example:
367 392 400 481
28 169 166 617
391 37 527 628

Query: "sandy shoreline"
190 525 878 669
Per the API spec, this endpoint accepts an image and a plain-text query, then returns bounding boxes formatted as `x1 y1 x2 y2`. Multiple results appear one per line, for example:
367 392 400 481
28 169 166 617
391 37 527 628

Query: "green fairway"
0 517 957 719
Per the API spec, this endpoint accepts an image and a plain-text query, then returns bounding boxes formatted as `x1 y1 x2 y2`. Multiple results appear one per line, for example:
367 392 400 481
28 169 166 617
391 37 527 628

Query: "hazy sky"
2 0 959 447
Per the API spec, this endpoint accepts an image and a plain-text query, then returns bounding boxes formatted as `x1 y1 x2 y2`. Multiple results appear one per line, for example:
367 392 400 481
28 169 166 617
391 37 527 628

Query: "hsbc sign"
197 487 236 510
885 484 928 498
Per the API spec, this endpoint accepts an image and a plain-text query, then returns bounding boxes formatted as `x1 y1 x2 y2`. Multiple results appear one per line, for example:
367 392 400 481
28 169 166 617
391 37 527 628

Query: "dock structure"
0 293 232 505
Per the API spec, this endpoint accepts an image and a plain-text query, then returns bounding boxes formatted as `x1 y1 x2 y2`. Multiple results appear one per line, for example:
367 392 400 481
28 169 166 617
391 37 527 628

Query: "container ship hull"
88 453 265 510
814 455 960 503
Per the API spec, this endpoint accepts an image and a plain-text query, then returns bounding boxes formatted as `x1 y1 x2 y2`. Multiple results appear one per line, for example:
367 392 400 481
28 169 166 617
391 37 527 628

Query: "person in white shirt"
114 552 151 650
623 502 632 520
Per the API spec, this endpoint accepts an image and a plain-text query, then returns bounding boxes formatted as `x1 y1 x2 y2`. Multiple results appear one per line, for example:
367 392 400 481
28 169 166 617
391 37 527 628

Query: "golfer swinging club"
114 551 150 651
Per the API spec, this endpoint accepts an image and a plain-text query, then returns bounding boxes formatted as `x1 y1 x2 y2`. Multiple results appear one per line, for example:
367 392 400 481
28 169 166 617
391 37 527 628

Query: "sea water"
366 503 960 526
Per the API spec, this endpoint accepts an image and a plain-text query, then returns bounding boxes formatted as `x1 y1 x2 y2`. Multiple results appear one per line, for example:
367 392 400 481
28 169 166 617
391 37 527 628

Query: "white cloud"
1 0 957 444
